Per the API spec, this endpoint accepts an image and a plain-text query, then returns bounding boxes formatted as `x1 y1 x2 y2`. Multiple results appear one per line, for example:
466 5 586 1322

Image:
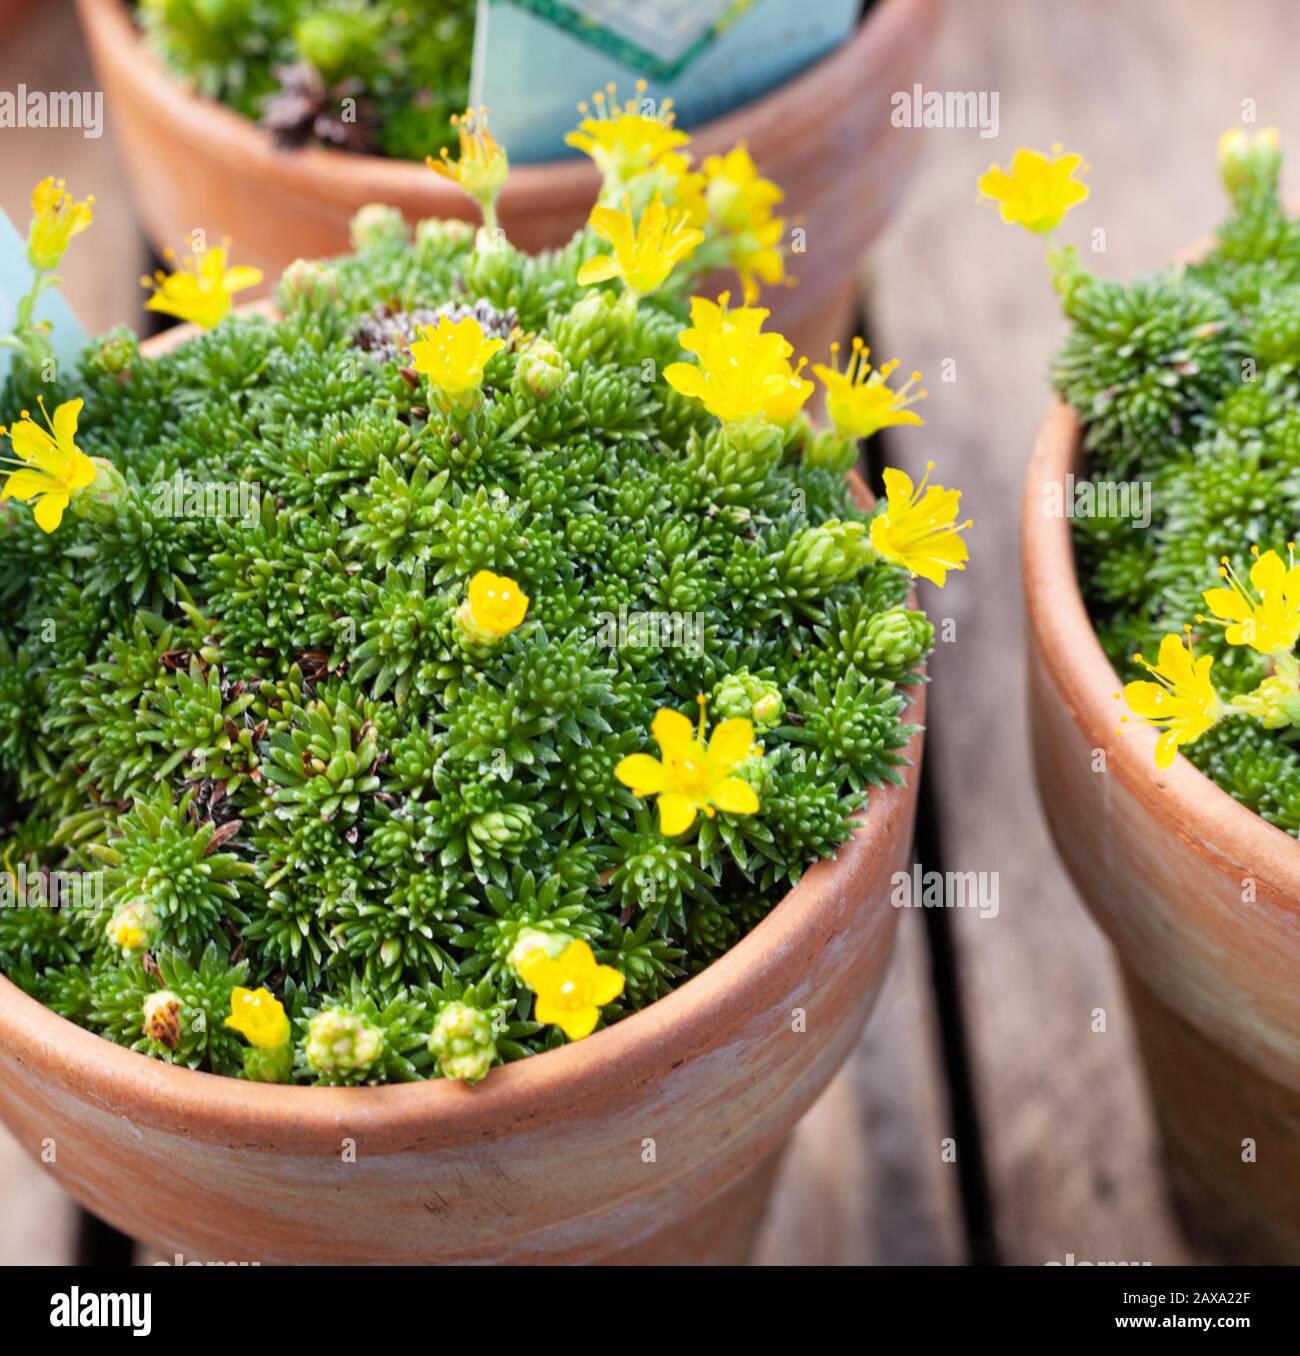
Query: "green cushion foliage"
1063 140 1300 833
0 214 930 1082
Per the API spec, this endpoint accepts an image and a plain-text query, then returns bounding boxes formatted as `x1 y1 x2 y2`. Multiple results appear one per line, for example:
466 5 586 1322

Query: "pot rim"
1021 394 1300 909
0 309 925 1143
79 0 921 206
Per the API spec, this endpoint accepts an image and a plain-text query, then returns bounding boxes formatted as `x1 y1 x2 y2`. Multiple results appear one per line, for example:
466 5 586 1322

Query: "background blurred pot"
75 0 942 364
1022 399 1300 1264
0 313 923 1261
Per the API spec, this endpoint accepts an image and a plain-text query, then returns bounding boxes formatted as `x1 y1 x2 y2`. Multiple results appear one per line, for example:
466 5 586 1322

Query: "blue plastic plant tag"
473 0 858 164
0 203 87 388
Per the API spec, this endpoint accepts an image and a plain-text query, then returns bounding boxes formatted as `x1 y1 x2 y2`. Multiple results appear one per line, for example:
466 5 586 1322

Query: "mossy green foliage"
0 216 930 1082
135 0 476 160
1062 143 1300 833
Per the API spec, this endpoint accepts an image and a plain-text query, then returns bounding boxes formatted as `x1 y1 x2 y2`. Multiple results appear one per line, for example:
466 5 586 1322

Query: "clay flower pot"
0 307 923 1260
74 0 941 364
1022 400 1300 1264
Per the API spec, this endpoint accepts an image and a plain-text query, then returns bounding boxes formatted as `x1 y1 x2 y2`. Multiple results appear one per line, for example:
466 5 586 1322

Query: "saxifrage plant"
0 99 970 1085
134 0 478 160
984 131 1300 835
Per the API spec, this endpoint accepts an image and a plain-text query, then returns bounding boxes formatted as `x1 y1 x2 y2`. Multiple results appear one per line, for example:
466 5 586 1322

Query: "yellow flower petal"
707 716 755 767
711 776 760 815
576 254 621 286
656 791 698 836
31 489 69 533
614 752 667 796
651 707 695 757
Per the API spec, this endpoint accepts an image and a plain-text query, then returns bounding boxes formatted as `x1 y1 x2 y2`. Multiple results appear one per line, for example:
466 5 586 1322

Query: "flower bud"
712 670 785 732
304 1008 384 1076
280 257 340 304
350 203 407 252
513 338 566 400
242 1043 294 1084
1218 127 1281 197
107 900 158 954
415 216 475 255
86 328 138 377
429 1000 497 1083
143 990 182 1050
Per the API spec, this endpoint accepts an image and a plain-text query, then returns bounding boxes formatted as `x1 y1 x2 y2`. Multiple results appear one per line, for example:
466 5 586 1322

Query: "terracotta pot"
74 0 942 364
1022 399 1300 1263
0 311 924 1262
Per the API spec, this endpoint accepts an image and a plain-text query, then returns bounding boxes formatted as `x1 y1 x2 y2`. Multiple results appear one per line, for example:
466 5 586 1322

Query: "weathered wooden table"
4 0 1294 1265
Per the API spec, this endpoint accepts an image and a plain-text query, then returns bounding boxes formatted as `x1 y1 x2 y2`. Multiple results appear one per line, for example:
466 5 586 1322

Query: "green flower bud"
1219 127 1281 199
415 216 475 256
243 1042 294 1084
350 203 408 252
863 609 933 673
86 327 137 376
304 1009 384 1076
429 1001 497 1083
280 257 340 304
71 458 128 525
712 669 785 732
514 338 567 400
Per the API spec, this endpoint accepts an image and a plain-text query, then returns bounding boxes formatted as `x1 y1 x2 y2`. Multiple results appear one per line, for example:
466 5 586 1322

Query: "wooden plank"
756 910 966 1264
0 1125 77 1266
0 0 147 1267
863 0 1300 1264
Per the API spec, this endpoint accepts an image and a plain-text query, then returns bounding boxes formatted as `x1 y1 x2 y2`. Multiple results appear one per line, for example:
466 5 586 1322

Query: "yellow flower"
565 82 690 185
869 462 971 587
616 695 760 836
459 569 530 641
977 144 1089 233
225 986 291 1050
663 293 811 425
1122 631 1226 769
27 176 94 271
408 313 507 401
703 144 786 302
426 107 509 222
142 243 263 329
0 396 96 533
1199 546 1300 657
577 195 703 299
813 337 926 439
516 938 625 1041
